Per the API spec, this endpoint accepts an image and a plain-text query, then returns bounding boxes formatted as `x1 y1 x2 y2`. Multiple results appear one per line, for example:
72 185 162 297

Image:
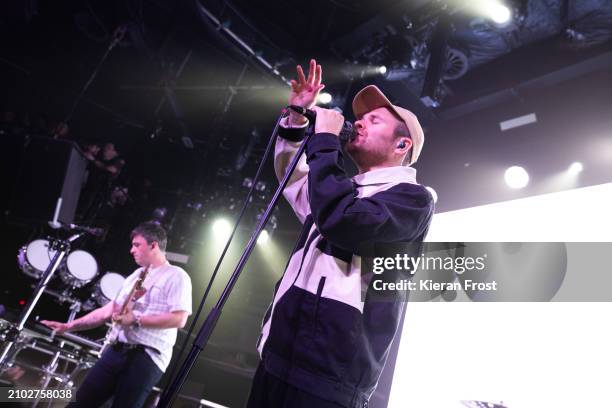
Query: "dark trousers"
67 345 162 408
246 363 345 408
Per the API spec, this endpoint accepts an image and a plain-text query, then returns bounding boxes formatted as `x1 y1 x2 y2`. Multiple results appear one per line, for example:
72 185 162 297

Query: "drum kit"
16 238 125 310
0 235 126 396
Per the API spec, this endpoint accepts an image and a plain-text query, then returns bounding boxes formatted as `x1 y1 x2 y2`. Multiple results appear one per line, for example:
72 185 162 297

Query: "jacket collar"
352 166 417 186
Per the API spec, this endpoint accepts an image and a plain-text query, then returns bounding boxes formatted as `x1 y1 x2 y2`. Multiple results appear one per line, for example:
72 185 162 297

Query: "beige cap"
352 85 424 166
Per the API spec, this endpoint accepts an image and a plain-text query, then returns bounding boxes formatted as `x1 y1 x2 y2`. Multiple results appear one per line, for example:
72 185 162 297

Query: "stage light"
568 162 583 175
257 230 270 245
377 65 387 75
152 207 167 221
504 166 529 189
468 1 512 25
317 92 332 104
242 177 253 188
484 2 511 24
212 218 232 240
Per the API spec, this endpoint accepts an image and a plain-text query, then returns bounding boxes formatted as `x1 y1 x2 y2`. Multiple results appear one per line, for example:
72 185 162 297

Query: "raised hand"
288 59 325 126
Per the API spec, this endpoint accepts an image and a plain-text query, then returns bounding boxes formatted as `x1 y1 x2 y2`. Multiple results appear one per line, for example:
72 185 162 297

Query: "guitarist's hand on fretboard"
112 306 137 326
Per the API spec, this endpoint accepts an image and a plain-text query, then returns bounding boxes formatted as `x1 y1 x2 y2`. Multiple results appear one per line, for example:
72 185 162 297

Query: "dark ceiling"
1 0 611 218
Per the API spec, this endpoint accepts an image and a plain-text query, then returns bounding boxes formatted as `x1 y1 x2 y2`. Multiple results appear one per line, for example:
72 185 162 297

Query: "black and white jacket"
256 125 434 408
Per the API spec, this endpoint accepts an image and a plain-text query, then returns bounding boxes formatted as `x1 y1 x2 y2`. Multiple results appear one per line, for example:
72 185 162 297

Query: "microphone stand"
161 110 288 390
157 114 317 407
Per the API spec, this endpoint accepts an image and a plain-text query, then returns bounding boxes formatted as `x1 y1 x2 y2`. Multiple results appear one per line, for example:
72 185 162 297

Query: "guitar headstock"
135 265 150 288
131 265 150 301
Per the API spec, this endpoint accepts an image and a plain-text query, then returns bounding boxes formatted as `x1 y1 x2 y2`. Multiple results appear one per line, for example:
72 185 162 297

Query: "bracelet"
132 315 142 329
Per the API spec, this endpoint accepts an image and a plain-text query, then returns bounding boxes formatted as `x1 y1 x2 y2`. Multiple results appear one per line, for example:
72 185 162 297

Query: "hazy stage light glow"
257 230 269 245
568 162 583 175
469 0 512 24
212 218 232 241
488 3 511 24
504 166 529 189
317 92 332 104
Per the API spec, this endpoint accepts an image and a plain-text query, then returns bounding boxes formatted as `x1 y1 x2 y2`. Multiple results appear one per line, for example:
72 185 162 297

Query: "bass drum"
59 250 99 288
91 272 125 307
17 239 57 279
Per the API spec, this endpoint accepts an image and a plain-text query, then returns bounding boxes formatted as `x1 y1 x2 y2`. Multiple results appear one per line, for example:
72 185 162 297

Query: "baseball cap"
352 85 424 166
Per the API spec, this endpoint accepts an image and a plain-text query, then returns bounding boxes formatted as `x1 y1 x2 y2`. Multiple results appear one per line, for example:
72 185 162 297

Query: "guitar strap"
122 263 169 301
140 263 168 294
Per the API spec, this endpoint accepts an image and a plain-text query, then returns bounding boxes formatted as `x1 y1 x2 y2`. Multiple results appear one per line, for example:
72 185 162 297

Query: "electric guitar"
99 265 149 356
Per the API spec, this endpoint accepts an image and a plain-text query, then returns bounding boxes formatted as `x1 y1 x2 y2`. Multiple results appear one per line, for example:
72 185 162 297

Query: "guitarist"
41 221 192 408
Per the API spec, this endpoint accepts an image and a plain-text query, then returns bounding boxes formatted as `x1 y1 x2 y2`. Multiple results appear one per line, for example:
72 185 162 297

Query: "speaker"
6 137 87 226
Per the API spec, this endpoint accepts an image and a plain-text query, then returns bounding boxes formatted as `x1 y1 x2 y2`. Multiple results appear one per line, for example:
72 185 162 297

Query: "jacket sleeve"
305 133 433 250
274 121 311 224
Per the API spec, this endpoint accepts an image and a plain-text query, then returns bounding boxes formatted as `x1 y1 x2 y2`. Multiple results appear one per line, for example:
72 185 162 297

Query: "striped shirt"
111 261 192 372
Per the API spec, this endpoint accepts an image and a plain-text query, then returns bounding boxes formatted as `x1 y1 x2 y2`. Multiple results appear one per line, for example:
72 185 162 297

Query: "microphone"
288 105 356 144
339 121 357 144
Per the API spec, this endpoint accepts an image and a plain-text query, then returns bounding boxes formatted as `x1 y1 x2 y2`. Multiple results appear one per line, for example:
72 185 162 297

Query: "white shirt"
111 261 192 372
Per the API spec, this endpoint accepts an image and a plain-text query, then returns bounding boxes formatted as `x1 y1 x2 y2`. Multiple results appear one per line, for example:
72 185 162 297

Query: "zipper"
313 276 326 323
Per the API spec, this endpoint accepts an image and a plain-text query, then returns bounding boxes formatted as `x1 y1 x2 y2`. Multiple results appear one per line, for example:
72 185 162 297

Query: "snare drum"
17 239 57 278
59 250 98 288
90 272 125 306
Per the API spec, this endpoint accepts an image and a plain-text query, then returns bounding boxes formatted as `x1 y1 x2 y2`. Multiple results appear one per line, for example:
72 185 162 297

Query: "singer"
246 59 435 407
41 221 192 408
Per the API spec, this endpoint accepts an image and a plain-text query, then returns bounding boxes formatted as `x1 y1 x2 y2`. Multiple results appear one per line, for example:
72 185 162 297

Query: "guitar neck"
119 265 149 314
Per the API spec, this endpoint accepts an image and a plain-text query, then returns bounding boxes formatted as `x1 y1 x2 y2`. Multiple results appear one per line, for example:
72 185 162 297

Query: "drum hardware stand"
0 328 28 373
81 298 96 311
0 331 95 401
41 287 82 308
32 354 62 408
31 357 92 408
32 301 83 408
0 233 85 369
60 357 95 389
